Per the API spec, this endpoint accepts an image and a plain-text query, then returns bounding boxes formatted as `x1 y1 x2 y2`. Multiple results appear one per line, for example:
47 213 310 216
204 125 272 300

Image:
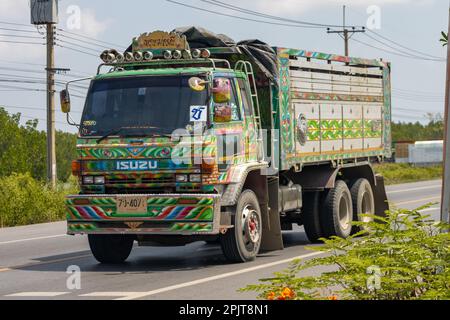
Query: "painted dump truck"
61 27 391 263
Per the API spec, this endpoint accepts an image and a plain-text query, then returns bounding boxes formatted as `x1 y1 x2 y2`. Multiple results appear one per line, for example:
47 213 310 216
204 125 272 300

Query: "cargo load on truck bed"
173 27 392 171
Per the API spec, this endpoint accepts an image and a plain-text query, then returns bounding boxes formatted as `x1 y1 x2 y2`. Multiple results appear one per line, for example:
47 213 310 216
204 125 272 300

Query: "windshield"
80 75 209 137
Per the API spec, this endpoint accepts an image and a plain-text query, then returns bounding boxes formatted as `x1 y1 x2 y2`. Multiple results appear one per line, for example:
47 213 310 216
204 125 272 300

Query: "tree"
0 107 77 182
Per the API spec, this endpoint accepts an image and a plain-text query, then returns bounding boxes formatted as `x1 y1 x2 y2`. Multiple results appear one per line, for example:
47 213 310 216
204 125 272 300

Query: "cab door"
237 77 258 162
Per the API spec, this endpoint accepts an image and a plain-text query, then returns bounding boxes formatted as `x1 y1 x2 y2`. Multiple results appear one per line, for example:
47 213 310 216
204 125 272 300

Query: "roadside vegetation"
241 206 450 300
0 108 79 228
374 163 442 185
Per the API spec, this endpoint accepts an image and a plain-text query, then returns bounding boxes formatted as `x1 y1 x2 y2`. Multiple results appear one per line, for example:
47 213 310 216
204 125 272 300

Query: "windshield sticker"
138 88 147 96
190 105 207 122
83 120 97 127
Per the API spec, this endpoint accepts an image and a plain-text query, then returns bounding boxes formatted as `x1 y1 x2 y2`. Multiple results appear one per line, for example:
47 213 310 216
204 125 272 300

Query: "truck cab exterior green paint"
67 66 261 235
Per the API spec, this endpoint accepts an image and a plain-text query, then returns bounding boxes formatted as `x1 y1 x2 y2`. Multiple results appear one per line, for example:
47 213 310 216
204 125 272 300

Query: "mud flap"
373 174 389 217
260 177 284 252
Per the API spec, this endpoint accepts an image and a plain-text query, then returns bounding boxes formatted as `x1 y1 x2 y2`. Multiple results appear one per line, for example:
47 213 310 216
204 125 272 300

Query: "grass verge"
374 163 442 185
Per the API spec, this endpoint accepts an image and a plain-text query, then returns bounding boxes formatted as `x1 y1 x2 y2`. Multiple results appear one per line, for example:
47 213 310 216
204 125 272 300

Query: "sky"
0 0 448 133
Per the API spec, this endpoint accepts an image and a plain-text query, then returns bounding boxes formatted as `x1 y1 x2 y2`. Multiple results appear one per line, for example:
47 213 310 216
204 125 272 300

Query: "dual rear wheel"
303 178 375 243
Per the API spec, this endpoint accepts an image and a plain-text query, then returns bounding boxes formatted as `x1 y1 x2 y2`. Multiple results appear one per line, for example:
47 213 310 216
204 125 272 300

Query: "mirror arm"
66 113 80 128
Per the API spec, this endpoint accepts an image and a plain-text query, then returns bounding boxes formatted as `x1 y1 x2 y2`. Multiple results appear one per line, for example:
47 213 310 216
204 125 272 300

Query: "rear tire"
303 191 324 243
350 178 375 234
220 190 262 263
320 180 353 239
88 234 134 264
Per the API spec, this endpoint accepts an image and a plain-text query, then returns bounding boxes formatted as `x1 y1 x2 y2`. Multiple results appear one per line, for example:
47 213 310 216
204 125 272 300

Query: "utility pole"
327 5 366 56
441 6 450 224
31 0 58 188
46 24 57 188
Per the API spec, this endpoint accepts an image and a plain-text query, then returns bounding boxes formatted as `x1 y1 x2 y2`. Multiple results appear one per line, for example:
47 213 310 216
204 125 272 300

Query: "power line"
363 32 444 62
55 38 100 53
0 34 44 39
1 104 82 114
57 31 113 50
0 26 38 33
366 29 445 61
0 39 44 45
57 28 127 50
165 0 327 29
56 44 99 57
352 37 444 62
197 0 345 28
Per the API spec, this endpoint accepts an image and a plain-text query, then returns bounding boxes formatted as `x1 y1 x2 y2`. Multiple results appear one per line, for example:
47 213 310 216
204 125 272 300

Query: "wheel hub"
242 205 260 245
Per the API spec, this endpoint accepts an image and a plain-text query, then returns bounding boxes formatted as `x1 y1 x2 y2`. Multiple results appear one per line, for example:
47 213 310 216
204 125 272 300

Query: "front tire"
88 234 134 264
220 190 262 263
320 180 353 239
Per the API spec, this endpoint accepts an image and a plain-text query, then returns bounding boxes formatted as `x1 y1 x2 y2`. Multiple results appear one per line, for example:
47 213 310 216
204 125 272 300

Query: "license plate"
116 196 147 213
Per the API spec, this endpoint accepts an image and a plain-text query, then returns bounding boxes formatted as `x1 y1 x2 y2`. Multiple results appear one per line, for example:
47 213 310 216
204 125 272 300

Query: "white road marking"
80 292 144 297
0 234 66 246
395 196 441 206
419 207 441 213
114 251 324 300
387 184 441 194
6 292 69 297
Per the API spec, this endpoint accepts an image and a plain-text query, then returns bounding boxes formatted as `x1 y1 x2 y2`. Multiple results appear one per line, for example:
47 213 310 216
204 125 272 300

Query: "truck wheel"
88 234 134 264
220 190 262 263
350 178 375 234
302 191 324 243
320 180 353 239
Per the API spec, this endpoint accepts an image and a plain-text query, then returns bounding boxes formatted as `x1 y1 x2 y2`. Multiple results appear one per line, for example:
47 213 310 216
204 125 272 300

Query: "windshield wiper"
96 126 162 143
96 127 128 143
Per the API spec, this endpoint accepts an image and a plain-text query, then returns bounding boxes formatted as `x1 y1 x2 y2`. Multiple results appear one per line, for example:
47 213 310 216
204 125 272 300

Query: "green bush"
374 163 443 185
0 173 78 228
241 206 450 300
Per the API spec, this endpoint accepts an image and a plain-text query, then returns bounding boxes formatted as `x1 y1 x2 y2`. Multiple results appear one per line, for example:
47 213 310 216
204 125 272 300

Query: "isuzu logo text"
116 160 158 171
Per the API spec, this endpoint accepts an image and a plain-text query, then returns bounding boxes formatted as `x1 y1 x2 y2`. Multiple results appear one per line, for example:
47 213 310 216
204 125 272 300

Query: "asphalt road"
0 179 443 300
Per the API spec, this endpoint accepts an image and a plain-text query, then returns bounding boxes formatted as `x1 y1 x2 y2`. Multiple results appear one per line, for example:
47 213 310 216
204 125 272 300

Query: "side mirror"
212 78 231 103
214 104 232 123
60 89 71 113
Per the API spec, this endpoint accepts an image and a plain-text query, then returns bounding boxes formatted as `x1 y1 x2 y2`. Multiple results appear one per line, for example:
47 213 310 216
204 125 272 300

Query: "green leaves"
241 205 450 300
440 31 448 47
0 107 77 182
0 173 78 227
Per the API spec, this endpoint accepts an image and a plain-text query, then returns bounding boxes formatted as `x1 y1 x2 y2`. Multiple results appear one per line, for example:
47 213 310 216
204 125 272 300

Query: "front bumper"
66 193 221 235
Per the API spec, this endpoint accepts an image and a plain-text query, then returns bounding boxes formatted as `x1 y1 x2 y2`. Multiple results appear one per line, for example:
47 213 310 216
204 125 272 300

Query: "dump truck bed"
274 48 392 171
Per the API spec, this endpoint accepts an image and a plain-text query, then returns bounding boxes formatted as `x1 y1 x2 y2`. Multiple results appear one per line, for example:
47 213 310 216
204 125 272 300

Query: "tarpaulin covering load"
172 26 278 82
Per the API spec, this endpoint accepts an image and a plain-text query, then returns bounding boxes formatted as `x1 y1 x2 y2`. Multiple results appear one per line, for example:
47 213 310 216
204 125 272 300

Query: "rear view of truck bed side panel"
275 47 392 170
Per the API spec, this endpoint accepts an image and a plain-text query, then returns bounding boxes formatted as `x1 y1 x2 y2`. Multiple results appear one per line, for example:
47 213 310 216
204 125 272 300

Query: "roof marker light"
105 53 116 63
182 49 192 60
133 51 143 61
200 49 211 59
163 50 172 59
100 50 109 63
116 53 124 63
143 51 153 61
124 52 134 62
191 49 201 59
172 50 182 59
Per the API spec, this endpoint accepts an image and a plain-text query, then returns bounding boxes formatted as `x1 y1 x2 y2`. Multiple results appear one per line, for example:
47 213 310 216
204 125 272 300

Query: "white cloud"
62 7 112 38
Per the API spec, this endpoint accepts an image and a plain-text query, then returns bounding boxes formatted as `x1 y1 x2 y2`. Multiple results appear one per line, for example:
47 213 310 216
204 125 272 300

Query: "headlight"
176 175 188 182
189 174 202 183
82 176 94 184
94 176 105 185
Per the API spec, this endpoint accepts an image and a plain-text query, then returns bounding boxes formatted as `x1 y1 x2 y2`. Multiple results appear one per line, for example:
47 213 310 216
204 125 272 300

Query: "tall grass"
0 173 78 228
374 163 443 185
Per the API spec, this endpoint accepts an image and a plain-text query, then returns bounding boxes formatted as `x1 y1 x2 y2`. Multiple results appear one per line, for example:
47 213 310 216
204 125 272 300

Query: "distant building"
395 140 443 165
